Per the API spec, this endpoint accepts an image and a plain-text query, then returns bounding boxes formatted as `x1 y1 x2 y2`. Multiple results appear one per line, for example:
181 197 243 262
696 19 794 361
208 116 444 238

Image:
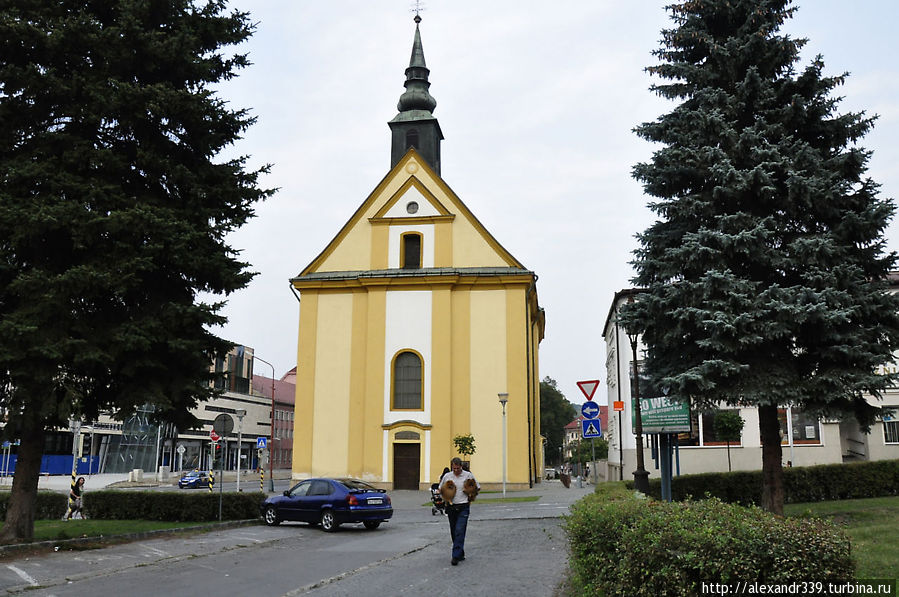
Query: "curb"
0 519 262 560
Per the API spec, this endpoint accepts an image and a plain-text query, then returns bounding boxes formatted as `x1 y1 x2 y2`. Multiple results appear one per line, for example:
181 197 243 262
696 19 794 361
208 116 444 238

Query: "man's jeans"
447 503 470 559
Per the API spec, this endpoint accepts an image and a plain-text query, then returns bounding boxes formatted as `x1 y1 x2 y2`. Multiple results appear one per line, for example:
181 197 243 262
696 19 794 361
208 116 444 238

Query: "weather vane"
410 0 426 20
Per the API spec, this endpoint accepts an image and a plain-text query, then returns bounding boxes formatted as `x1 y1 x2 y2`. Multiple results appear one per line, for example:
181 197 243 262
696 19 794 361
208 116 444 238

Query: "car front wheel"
363 521 381 530
320 509 338 532
263 506 280 526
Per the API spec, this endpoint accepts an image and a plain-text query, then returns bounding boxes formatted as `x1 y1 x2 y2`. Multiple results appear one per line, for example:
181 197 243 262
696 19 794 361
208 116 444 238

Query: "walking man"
438 457 480 565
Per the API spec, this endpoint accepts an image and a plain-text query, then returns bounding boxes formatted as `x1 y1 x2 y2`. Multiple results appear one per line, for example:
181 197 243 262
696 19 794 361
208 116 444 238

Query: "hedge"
564 493 854 596
84 490 264 522
0 490 264 522
0 491 67 520
626 459 899 505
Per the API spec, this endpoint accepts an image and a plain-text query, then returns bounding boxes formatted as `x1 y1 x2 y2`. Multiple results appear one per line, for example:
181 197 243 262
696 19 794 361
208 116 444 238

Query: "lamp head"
498 392 509 406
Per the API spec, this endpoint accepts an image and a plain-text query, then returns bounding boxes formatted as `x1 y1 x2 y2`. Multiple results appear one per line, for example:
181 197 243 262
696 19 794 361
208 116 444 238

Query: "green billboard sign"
632 395 691 434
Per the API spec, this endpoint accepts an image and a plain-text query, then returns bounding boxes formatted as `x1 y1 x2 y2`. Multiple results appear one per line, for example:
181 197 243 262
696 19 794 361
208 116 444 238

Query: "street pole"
618 409 623 481
254 356 277 493
66 419 81 519
235 409 246 492
498 393 508 498
627 330 650 494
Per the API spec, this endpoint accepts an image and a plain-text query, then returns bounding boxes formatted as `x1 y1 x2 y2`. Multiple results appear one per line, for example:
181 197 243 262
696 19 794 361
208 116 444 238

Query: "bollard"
260 469 264 493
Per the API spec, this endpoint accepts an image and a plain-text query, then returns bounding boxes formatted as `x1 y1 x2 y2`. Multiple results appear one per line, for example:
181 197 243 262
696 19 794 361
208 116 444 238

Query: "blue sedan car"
178 470 214 489
260 478 393 532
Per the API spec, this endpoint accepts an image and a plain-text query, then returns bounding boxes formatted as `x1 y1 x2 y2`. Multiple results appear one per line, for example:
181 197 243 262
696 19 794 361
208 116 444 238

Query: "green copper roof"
396 16 437 114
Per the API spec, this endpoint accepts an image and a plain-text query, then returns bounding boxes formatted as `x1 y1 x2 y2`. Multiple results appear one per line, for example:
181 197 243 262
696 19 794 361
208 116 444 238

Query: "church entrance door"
393 443 420 490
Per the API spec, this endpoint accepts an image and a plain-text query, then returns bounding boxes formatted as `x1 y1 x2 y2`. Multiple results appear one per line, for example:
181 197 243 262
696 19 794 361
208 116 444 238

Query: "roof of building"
293 266 534 284
251 374 296 406
280 367 297 384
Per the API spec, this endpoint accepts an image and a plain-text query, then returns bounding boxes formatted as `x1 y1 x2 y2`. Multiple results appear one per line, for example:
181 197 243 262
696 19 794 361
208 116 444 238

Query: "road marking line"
143 546 168 557
231 534 263 543
7 565 37 586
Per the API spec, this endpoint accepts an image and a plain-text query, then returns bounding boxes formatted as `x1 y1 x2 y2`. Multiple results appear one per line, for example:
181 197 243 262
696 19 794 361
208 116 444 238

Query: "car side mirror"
283 490 290 496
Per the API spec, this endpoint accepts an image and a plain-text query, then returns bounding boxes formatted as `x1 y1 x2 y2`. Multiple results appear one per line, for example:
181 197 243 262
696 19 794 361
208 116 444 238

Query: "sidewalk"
32 469 295 492
35 473 130 492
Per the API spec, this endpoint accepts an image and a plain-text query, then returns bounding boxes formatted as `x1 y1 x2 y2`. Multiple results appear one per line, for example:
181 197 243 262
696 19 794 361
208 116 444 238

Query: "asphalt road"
2 479 593 596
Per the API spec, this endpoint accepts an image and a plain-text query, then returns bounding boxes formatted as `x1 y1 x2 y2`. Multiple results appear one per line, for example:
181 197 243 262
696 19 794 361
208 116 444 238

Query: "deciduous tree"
539 377 578 465
713 409 745 472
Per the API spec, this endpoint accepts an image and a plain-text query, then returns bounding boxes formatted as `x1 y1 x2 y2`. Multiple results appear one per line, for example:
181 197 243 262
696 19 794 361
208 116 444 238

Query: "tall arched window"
393 351 422 410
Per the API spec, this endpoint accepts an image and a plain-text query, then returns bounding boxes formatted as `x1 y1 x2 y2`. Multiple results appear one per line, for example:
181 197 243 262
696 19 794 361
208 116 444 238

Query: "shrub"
0 491 66 520
626 459 899 506
564 495 853 597
84 490 264 522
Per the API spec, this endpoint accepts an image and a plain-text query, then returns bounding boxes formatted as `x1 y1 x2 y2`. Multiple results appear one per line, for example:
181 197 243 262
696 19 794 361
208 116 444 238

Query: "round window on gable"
406 201 419 214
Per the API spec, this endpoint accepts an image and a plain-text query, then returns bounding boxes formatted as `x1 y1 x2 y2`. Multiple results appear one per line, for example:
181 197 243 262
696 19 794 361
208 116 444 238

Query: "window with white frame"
778 408 821 445
884 419 899 444
677 409 743 447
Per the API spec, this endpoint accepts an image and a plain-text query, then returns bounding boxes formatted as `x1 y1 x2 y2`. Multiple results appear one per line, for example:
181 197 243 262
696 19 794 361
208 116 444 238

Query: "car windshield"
184 472 200 478
337 479 377 491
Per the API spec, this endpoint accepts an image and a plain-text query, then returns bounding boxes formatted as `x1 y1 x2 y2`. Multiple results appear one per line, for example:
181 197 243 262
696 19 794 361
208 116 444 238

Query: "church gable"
299 149 524 277
373 177 451 220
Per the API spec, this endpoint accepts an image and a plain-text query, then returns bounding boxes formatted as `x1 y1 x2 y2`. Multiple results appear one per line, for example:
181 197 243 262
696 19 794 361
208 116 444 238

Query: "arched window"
405 129 419 151
392 351 422 410
401 232 422 269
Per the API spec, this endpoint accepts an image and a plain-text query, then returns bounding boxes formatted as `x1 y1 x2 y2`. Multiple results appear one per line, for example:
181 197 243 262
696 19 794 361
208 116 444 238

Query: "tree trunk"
758 404 784 515
0 423 46 543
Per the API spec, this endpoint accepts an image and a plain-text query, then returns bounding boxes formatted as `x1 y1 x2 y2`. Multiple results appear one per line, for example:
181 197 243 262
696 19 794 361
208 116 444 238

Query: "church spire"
397 16 437 113
389 15 444 175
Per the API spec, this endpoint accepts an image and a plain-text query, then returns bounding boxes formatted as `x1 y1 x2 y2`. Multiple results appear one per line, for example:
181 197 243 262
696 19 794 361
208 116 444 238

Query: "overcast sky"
211 1 899 408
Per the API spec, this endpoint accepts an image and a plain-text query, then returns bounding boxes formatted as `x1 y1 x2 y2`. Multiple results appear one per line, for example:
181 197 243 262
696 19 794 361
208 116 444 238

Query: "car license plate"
367 498 383 505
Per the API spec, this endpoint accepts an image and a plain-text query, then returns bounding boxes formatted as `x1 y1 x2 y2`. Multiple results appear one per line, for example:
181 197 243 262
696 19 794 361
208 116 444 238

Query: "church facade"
289 17 545 490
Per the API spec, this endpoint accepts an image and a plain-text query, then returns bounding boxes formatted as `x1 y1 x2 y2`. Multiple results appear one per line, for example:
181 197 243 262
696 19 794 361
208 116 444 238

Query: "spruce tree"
624 0 899 514
0 1 272 540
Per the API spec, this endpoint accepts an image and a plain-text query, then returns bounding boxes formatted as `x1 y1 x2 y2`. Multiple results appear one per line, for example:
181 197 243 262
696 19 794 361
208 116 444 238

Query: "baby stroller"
430 483 446 516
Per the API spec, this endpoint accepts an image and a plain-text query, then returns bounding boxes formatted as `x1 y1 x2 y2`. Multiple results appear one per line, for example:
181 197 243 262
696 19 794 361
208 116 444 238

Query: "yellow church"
290 16 545 490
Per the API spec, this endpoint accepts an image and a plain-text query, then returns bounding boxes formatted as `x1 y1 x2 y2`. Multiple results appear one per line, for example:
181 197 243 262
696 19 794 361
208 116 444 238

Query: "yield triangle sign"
577 380 600 401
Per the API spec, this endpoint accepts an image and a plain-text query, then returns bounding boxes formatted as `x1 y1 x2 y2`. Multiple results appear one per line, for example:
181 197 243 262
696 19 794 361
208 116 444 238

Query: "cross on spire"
410 0 426 22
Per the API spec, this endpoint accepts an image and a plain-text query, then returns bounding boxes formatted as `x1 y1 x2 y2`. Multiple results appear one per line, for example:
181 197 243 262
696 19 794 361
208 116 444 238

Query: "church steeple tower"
389 15 444 175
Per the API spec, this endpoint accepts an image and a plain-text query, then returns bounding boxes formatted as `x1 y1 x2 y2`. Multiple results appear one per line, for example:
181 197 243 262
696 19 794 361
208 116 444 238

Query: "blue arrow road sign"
582 419 602 439
581 402 600 419
257 437 267 449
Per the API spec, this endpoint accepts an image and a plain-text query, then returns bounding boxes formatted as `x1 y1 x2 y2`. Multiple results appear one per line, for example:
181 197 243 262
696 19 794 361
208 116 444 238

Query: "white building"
602 287 899 483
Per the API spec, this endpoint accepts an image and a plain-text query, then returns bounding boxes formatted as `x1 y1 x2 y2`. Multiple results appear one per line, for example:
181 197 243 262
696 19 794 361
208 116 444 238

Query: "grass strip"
33 519 210 543
785 495 899 580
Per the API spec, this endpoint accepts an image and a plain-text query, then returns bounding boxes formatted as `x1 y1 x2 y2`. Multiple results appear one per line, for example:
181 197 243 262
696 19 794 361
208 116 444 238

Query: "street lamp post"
235 409 246 492
498 392 508 498
254 356 277 492
626 328 650 494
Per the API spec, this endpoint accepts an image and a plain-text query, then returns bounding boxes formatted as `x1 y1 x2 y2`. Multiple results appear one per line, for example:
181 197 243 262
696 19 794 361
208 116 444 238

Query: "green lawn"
32 519 210 543
785 496 899 580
